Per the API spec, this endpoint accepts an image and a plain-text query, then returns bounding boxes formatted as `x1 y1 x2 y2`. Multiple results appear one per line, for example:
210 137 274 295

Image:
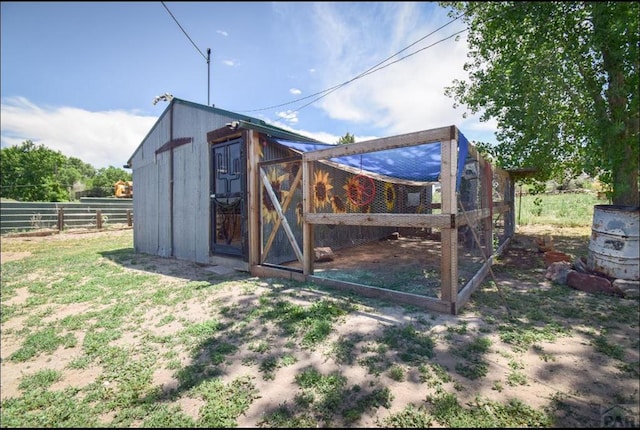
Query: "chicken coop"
249 125 515 314
128 99 514 315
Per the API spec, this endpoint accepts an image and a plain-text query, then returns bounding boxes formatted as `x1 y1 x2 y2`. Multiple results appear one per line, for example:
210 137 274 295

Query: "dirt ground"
1 225 639 427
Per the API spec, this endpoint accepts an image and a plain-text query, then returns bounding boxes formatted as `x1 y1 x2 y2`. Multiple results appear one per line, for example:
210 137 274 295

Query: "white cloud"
264 115 379 146
297 3 497 143
276 110 299 125
289 88 302 95
216 30 228 37
0 97 156 169
222 59 236 67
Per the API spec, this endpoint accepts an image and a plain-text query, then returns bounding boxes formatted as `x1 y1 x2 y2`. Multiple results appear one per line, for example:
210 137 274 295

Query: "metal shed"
125 97 318 268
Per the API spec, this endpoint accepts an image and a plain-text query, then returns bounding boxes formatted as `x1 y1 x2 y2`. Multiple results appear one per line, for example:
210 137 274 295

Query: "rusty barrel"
587 205 639 280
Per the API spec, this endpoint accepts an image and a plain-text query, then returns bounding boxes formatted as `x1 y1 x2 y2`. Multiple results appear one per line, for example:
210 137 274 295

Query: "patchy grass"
1 227 638 428
515 192 601 227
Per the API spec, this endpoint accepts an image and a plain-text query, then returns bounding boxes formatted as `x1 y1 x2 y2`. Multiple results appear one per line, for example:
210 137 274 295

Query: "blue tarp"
275 132 470 187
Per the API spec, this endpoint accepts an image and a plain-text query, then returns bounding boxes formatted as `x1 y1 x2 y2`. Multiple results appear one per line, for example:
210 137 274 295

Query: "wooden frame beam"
155 137 192 155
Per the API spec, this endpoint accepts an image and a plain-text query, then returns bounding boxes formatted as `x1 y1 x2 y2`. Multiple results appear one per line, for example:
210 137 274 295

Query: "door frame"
210 137 247 258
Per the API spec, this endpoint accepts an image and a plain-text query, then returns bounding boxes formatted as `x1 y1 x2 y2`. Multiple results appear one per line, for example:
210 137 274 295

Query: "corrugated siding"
133 163 158 254
195 137 211 263
132 101 239 263
132 114 170 257
170 103 235 263
157 152 172 257
172 143 197 261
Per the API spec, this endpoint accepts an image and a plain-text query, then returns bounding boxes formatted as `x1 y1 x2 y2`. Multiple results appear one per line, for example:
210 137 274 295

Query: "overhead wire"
159 2 471 122
272 28 468 120
160 1 208 61
236 12 467 114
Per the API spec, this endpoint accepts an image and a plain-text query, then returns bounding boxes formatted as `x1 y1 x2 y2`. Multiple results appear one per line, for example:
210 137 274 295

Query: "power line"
280 28 467 119
160 1 212 105
158 2 468 122
236 11 466 115
160 1 207 61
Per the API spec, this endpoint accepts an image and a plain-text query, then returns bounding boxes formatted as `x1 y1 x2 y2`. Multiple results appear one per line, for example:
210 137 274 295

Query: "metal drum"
587 205 640 280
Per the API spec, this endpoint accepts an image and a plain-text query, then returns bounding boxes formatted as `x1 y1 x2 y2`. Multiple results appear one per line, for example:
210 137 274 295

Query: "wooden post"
479 157 493 252
96 210 103 230
126 209 133 226
440 131 458 313
246 130 261 269
425 184 433 235
57 207 64 231
302 156 314 276
506 175 515 238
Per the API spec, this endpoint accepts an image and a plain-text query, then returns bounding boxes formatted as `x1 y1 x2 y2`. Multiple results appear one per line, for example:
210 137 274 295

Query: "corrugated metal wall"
130 101 237 264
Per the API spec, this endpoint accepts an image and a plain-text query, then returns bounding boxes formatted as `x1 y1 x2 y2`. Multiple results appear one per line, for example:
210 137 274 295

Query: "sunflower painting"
285 161 301 184
262 167 288 224
384 182 396 211
295 202 304 225
256 138 265 159
331 195 347 213
343 175 362 212
313 169 333 210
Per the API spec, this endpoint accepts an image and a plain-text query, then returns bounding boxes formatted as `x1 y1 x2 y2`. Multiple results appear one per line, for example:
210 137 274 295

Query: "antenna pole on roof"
207 48 211 106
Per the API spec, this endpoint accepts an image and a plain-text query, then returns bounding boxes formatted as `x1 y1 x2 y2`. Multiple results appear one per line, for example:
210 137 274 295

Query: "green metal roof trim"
173 98 257 122
125 97 318 167
175 98 318 143
235 120 319 143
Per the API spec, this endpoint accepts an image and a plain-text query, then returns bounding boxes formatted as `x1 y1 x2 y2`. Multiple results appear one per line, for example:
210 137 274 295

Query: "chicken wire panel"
457 219 491 290
310 159 438 217
492 166 510 204
493 212 508 250
305 140 458 299
312 225 444 298
456 147 499 290
260 159 304 268
493 167 514 250
458 145 486 209
311 224 494 299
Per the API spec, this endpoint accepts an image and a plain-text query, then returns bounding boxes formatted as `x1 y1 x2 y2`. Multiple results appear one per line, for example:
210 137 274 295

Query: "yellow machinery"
114 180 133 198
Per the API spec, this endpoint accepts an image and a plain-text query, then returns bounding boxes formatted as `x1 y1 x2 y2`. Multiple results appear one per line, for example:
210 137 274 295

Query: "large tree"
1 141 69 201
441 1 639 206
0 141 107 201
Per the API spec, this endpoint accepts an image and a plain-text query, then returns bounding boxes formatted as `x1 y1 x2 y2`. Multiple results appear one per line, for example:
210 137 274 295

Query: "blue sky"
1 1 497 169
